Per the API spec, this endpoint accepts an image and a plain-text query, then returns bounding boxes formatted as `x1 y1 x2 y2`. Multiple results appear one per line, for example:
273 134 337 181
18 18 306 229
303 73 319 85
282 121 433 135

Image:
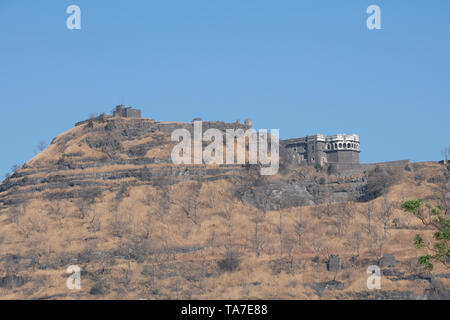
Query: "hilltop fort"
76 105 361 167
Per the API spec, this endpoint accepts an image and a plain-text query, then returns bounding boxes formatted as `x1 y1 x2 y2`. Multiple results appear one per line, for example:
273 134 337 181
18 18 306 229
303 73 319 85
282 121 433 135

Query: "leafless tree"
361 202 376 235
141 183 171 222
331 202 354 237
34 140 47 155
275 206 284 257
312 239 325 259
345 231 362 256
86 211 101 233
293 217 308 253
16 214 48 239
74 199 91 219
442 148 450 165
109 209 131 238
7 202 27 224
173 181 202 225
251 209 265 257
377 197 396 239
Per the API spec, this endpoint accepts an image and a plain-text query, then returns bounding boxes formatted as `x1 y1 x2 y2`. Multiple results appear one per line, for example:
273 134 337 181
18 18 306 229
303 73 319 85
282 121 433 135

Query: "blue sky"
1 1 449 178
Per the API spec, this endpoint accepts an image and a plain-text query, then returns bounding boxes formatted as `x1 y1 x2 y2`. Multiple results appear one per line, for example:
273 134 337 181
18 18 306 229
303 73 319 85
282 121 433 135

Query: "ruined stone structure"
112 105 142 118
282 134 360 165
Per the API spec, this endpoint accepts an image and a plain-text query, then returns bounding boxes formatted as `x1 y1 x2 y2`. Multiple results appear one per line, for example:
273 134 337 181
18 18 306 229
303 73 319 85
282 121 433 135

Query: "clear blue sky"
1 1 449 178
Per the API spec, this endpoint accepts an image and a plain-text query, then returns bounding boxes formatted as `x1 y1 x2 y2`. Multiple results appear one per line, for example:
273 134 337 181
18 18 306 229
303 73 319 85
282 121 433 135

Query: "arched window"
347 143 351 148
334 143 337 149
327 144 330 150
339 143 342 148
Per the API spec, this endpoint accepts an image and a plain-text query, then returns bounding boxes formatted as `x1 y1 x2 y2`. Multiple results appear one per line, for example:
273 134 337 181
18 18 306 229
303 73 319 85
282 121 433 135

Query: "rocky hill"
0 115 448 299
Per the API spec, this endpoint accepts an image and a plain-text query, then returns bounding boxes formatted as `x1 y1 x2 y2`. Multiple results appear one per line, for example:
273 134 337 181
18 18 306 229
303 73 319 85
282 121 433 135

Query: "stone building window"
339 143 342 148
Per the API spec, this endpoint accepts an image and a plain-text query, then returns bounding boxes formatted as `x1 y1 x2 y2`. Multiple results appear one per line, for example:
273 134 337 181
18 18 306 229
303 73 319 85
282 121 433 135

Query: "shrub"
105 122 115 131
362 166 397 201
218 257 240 272
327 164 337 175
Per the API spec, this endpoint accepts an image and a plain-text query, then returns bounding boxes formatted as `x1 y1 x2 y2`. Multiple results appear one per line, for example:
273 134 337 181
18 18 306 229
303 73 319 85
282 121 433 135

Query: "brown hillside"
0 117 448 299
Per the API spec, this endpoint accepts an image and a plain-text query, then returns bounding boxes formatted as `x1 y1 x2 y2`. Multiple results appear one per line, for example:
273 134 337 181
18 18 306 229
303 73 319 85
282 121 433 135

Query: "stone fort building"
282 134 360 165
112 105 142 118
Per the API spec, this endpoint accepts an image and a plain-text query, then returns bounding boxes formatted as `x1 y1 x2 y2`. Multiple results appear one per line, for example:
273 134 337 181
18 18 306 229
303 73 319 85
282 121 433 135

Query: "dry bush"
109 209 132 238
363 166 399 201
7 203 27 224
73 200 91 219
172 181 202 225
15 211 49 240
141 184 170 221
86 211 101 233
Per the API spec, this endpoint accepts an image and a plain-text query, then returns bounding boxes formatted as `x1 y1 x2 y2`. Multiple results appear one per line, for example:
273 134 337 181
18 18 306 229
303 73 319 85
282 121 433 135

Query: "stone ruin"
112 105 142 118
327 255 341 272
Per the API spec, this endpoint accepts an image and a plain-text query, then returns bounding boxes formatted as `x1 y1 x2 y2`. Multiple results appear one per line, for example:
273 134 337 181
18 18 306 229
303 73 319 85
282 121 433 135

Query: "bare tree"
86 211 101 233
173 181 202 225
361 202 375 235
345 231 362 256
332 202 354 237
109 208 131 238
293 217 308 253
141 182 171 222
377 197 396 239
46 202 64 217
312 239 325 259
442 148 450 165
250 209 265 257
74 199 91 219
275 206 284 257
7 202 27 224
34 140 47 155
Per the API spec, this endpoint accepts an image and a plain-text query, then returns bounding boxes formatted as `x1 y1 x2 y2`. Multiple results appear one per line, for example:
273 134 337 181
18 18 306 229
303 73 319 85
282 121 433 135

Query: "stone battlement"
75 105 252 134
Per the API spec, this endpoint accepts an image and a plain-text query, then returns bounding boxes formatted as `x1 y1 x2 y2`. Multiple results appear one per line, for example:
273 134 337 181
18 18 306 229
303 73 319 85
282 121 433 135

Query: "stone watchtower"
282 134 360 166
112 105 142 118
323 134 360 165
